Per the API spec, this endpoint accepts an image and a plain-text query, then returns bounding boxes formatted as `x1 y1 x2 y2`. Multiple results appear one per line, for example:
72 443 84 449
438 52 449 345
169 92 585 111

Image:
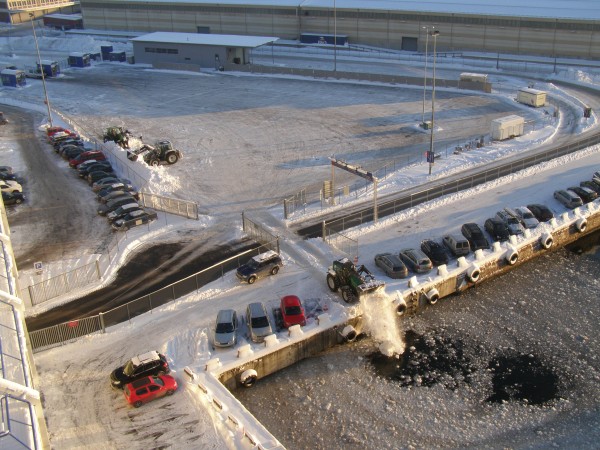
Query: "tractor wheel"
166 152 179 164
150 159 160 167
326 274 339 292
341 288 354 303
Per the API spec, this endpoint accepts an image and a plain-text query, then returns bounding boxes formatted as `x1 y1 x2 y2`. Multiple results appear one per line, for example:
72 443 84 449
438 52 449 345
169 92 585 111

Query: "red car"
123 375 178 408
69 151 106 168
46 126 73 138
280 295 306 328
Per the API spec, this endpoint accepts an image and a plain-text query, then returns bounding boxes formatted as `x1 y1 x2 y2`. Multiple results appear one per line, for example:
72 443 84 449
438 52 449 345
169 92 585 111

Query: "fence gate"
283 189 306 219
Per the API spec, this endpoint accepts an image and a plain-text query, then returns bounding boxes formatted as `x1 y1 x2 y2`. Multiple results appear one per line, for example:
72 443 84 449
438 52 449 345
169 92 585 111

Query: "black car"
236 251 283 284
61 145 85 160
79 161 112 178
112 209 158 231
461 222 490 250
526 204 554 222
97 194 138 215
2 191 24 205
420 239 449 265
0 171 18 181
110 351 170 389
88 170 115 185
568 186 598 203
484 217 510 242
580 180 600 195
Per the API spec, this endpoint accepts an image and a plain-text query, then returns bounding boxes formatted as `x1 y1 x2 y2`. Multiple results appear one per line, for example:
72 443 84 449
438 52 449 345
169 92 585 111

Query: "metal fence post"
99 312 105 333
322 221 326 241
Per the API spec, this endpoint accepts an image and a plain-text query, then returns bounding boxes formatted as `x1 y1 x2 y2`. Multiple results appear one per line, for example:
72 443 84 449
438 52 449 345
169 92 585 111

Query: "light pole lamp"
333 0 337 72
29 13 53 127
421 26 433 127
428 30 440 175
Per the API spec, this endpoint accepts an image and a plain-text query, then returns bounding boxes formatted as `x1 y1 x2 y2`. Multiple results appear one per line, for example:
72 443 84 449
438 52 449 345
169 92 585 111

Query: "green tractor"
103 126 134 149
326 258 386 303
127 140 183 166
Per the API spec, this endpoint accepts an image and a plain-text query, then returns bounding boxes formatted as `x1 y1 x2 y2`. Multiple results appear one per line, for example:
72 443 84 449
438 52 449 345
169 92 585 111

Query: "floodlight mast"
29 13 53 127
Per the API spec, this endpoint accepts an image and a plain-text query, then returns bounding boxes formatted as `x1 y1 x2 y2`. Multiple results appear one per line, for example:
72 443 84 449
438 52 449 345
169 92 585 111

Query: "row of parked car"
374 171 600 280
47 126 158 231
0 165 25 206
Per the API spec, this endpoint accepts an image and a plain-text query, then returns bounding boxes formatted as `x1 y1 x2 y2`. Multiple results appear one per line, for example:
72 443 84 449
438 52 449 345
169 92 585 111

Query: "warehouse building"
1 0 80 24
79 0 600 59
131 32 278 69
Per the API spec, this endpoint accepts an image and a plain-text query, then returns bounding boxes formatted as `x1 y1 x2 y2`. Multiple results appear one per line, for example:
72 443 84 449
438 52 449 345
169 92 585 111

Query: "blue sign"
426 151 435 163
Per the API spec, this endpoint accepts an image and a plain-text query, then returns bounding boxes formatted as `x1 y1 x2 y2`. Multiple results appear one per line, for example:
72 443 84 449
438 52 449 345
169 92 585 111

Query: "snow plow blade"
357 280 386 294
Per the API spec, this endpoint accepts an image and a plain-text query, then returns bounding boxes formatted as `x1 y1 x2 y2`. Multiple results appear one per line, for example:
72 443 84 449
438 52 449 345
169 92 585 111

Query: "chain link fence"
138 191 198 220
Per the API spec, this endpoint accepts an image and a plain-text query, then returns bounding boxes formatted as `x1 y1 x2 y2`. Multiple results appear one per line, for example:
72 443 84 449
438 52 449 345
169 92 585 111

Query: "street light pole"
421 26 431 127
428 30 440 175
333 0 337 72
29 13 53 127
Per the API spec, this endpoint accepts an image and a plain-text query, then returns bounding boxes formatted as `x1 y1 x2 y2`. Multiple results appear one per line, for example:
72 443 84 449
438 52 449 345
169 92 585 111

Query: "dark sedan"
526 204 554 222
484 217 510 242
461 222 490 250
374 253 409 278
568 186 598 203
580 180 600 195
420 239 449 265
2 191 25 205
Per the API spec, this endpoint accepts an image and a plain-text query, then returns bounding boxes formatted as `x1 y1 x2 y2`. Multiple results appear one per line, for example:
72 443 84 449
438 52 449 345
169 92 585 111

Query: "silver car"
213 309 238 348
399 248 433 274
495 210 525 235
246 302 273 343
553 189 583 209
513 206 540 229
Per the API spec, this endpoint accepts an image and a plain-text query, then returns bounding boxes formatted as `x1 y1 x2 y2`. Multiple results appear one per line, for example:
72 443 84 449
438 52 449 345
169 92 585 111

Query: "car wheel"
166 389 175 396
133 401 143 408
247 275 257 284
15 198 22 204
326 274 339 292
270 266 279 275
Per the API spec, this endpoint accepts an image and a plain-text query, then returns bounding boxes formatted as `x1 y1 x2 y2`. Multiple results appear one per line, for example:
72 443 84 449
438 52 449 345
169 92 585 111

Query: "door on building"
401 37 418 51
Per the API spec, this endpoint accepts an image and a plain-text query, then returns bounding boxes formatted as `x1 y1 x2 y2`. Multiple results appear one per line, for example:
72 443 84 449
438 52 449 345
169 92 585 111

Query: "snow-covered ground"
1 29 600 449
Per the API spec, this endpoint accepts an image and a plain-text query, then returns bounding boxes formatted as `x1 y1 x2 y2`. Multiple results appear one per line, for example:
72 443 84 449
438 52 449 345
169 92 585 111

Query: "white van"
442 233 470 256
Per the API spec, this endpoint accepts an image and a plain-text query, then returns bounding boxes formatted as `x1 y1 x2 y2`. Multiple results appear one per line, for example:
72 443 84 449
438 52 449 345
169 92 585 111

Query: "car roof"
216 309 235 322
252 250 278 262
247 302 267 316
129 377 153 389
130 350 161 367
281 295 301 307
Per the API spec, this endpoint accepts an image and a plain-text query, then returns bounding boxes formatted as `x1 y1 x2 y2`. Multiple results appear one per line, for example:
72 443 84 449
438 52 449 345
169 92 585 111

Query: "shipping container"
37 60 60 77
517 88 547 107
491 115 524 140
460 72 488 83
68 52 91 68
1 69 26 87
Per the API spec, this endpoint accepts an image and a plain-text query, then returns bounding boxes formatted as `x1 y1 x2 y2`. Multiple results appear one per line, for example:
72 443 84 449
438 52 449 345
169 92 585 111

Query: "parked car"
442 233 470 257
61 146 85 160
78 160 112 178
374 252 408 278
88 170 115 185
123 375 178 408
97 195 138 215
420 239 449 266
553 189 583 208
513 206 540 229
0 180 22 193
568 186 598 203
399 248 433 273
107 203 142 222
69 150 106 168
0 166 13 174
461 222 490 250
236 251 283 284
495 210 525 235
593 171 600 185
213 309 238 348
92 177 133 192
526 203 554 222
54 138 84 151
98 189 132 204
580 180 600 195
112 209 158 231
246 302 273 343
280 295 307 328
484 217 510 242
97 182 138 200
0 171 18 181
46 126 72 138
110 351 170 389
2 191 25 205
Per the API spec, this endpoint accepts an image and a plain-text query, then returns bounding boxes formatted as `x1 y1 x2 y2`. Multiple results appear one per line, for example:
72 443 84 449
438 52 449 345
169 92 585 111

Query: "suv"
399 248 433 273
484 217 510 242
236 251 282 284
246 302 273 343
213 309 238 348
110 351 170 389
553 189 583 209
513 206 540 229
420 239 449 266
495 210 525 235
442 233 470 256
461 223 490 250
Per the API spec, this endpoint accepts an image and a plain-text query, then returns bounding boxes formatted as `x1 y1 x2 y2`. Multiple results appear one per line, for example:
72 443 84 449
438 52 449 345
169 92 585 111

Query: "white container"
517 88 547 107
460 72 488 83
491 115 524 140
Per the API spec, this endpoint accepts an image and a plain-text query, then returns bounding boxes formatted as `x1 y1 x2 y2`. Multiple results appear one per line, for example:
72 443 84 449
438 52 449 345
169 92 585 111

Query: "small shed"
109 52 127 62
43 13 83 30
37 60 60 77
460 72 488 83
68 52 91 68
491 115 524 140
1 69 26 87
517 88 547 107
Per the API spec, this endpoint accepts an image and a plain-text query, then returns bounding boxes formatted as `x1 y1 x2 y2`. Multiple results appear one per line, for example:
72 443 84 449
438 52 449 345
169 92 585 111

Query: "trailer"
37 60 60 77
460 72 488 83
491 115 524 141
517 88 547 107
68 52 91 68
1 69 26 87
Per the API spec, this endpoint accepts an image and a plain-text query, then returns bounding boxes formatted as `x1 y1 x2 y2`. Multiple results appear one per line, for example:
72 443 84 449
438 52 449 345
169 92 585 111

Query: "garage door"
401 37 418 52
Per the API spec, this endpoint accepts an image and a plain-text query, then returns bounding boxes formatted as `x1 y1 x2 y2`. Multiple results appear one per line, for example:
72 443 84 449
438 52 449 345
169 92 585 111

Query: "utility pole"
428 30 440 175
29 13 53 127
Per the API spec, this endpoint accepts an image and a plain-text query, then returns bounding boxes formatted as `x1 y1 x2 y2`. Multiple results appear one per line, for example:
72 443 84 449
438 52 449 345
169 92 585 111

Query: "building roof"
130 32 278 48
114 0 600 21
44 13 83 21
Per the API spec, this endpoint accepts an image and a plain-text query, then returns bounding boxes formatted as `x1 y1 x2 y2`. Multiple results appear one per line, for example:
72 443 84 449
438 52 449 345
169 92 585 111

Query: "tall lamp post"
428 30 440 175
421 26 432 127
29 13 53 127
333 0 337 72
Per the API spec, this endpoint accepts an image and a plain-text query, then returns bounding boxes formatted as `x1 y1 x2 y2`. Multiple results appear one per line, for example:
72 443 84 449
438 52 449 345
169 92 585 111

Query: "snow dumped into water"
359 291 405 356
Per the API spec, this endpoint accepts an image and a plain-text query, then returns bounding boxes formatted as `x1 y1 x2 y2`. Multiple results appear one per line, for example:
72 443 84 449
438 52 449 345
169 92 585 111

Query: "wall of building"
80 2 600 59
132 40 247 67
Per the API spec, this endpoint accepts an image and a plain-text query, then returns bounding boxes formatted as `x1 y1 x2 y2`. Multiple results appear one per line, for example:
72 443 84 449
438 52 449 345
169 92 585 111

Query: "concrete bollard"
317 313 331 326
237 344 253 359
437 264 448 276
561 212 570 221
474 249 485 261
288 324 304 338
408 276 419 288
492 241 502 252
206 358 222 372
264 334 279 347
457 256 468 268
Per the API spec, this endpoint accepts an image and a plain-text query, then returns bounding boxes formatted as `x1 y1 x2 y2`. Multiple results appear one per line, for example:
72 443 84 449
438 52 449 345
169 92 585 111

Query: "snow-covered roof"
519 88 547 95
1 69 24 75
130 32 278 48
118 0 600 21
44 13 82 21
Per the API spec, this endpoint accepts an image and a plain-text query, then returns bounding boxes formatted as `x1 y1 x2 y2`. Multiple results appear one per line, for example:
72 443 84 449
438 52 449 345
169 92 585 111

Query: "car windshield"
251 316 269 328
216 322 234 333
507 217 519 225
392 265 404 271
123 360 136 376
246 259 259 269
522 212 534 219
151 376 165 387
285 306 302 316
